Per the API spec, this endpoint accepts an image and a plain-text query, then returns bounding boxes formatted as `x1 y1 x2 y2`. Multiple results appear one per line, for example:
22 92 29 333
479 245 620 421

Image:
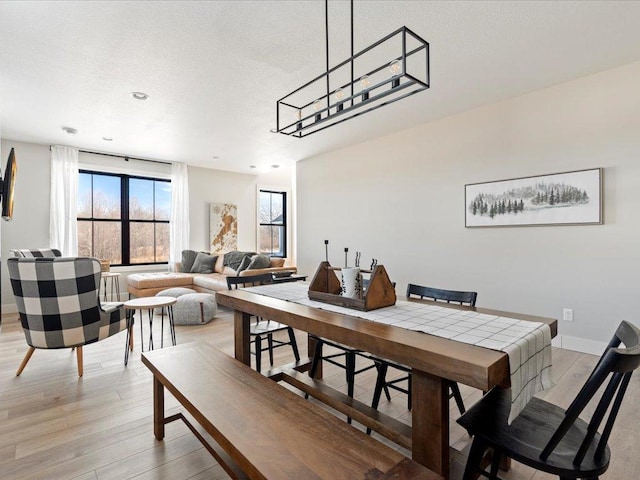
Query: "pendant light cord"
325 0 330 103
351 0 354 106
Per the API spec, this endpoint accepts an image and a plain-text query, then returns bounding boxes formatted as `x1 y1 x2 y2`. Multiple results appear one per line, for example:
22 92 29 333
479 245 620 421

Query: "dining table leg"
234 310 251 365
411 369 450 479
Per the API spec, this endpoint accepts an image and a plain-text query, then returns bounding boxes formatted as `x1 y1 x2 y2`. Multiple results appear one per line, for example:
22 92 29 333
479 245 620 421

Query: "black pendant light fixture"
275 0 430 138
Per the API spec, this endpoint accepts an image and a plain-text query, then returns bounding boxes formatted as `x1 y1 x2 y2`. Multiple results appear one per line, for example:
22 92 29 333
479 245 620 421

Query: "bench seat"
142 342 442 480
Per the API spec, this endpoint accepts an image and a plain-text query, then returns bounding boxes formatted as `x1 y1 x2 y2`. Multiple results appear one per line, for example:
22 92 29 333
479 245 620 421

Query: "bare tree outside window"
258 190 286 257
77 171 170 265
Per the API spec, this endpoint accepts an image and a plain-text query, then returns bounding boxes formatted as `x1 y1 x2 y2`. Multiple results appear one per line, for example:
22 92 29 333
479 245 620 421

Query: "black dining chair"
226 273 300 373
457 320 640 480
369 283 477 414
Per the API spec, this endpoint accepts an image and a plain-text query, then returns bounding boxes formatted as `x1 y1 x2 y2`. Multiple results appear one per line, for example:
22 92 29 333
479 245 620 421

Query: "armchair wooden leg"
16 346 36 376
76 346 84 377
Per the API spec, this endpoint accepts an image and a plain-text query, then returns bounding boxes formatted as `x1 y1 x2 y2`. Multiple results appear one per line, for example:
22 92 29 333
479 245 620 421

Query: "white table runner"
243 282 553 422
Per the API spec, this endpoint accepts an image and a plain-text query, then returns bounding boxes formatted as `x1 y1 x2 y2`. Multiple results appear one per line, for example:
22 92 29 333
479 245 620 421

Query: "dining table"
216 284 557 479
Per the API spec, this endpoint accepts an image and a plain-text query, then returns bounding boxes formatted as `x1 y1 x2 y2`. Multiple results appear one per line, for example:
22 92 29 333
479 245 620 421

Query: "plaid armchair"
7 256 128 377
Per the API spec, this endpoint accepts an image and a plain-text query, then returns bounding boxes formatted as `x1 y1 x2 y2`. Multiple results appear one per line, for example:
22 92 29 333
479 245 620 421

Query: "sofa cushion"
128 272 194 289
181 250 199 273
157 287 196 297
193 273 229 291
214 254 225 273
190 252 218 274
270 257 285 267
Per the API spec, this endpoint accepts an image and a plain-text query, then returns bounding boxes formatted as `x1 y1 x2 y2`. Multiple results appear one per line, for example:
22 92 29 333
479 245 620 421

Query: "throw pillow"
190 252 218 274
237 255 253 273
247 254 271 270
223 251 256 271
181 250 199 273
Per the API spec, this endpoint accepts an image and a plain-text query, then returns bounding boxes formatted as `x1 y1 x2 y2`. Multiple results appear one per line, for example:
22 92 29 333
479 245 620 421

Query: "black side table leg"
168 306 176 346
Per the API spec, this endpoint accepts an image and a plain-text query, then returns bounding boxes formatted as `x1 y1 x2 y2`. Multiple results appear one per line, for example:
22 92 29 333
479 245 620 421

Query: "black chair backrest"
406 283 477 306
540 320 640 465
226 273 274 290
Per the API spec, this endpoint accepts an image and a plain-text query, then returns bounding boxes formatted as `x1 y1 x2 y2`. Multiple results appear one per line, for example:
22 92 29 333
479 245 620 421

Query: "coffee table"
124 297 177 360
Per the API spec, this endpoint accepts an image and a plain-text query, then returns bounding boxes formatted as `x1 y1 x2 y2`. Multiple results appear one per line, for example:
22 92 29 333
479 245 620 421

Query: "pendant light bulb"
294 109 302 131
313 99 322 121
334 88 345 112
389 59 401 75
360 75 371 101
389 60 401 88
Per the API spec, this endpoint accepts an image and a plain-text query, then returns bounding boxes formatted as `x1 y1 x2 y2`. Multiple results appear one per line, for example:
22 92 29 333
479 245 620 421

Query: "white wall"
296 61 640 351
0 140 293 312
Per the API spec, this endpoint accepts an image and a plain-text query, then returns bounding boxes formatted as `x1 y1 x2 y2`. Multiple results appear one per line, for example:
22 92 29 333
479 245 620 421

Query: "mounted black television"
1 147 17 221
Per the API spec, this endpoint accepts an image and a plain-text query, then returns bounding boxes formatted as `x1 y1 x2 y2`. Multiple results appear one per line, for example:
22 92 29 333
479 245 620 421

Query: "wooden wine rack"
308 261 396 311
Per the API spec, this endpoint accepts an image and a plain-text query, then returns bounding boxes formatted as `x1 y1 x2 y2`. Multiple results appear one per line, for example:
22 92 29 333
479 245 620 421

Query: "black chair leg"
462 436 488 480
305 339 323 400
345 351 357 424
345 351 356 398
371 362 389 410
255 335 262 373
287 327 300 362
367 361 390 435
407 373 412 410
267 333 274 366
489 448 501 479
450 381 466 415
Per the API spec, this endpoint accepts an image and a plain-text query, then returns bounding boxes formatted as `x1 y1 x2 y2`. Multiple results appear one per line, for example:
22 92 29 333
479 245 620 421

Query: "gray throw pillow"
190 252 218 274
181 250 199 273
237 255 253 273
223 251 256 271
247 254 271 270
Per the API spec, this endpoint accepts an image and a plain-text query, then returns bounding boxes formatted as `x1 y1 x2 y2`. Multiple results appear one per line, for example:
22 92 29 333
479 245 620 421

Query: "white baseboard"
2 303 17 315
553 334 606 356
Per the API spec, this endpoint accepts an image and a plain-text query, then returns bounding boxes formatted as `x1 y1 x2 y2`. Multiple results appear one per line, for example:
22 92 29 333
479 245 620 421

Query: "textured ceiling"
1 1 640 173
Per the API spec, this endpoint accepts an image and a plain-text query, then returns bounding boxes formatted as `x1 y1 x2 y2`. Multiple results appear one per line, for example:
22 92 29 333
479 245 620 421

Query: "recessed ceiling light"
271 164 280 169
249 165 257 169
62 126 77 135
212 155 219 160
131 91 149 100
102 137 113 141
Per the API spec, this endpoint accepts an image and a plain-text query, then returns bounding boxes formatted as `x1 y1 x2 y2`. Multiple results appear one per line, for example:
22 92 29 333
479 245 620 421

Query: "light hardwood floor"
0 306 638 480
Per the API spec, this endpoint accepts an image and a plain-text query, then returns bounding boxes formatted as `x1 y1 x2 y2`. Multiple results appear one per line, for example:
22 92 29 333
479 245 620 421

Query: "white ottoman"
157 288 217 325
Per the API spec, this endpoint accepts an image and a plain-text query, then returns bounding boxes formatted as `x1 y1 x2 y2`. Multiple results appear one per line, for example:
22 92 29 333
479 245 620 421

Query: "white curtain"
49 146 78 256
169 162 190 271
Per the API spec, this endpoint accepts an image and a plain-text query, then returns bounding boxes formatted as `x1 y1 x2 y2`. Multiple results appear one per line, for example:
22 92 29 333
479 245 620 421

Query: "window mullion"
122 176 130 265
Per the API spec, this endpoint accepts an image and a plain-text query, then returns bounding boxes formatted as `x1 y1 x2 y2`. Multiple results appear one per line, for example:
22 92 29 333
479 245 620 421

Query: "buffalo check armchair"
7 256 129 377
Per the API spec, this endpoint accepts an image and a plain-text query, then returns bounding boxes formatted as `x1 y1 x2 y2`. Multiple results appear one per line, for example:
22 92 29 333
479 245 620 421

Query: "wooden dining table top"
216 289 557 392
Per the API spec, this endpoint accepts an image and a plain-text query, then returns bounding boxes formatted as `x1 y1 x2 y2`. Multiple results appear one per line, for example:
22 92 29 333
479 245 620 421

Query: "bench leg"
153 376 165 440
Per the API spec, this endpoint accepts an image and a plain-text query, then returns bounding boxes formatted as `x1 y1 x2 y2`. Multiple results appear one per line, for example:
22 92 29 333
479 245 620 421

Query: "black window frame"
77 169 171 266
258 189 287 258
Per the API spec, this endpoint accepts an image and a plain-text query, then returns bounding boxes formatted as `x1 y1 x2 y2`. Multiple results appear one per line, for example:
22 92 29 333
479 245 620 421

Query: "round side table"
124 297 177 360
101 272 122 302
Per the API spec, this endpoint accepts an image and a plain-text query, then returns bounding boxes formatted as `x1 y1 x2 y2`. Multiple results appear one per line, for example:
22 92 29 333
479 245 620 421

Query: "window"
78 171 171 266
258 189 287 257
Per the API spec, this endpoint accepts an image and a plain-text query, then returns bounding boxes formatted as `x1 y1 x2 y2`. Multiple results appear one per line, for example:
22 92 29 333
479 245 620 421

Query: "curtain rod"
50 146 172 166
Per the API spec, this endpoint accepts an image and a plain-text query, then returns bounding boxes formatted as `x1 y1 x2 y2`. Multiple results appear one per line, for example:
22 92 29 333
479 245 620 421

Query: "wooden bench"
142 342 442 480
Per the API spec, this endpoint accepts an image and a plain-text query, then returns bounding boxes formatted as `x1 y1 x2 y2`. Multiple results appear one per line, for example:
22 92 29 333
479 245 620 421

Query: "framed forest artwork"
210 203 238 253
465 168 603 228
